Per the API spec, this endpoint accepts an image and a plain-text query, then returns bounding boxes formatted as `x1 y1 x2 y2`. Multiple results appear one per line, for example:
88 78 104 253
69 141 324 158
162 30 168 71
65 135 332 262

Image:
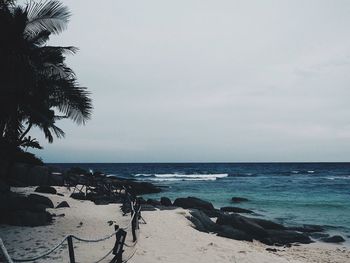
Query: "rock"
220 206 254 214
249 218 285 230
263 230 312 245
160 197 172 206
321 235 345 243
287 224 324 233
173 197 214 210
232 197 249 203
9 210 52 226
217 225 253 241
201 209 224 218
188 209 221 232
28 194 54 208
146 199 161 206
35 186 57 194
124 181 161 195
310 233 329 239
56 201 70 208
216 214 269 238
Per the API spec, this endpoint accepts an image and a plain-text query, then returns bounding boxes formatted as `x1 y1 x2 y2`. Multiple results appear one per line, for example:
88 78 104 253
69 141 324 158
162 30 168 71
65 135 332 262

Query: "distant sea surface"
52 162 350 237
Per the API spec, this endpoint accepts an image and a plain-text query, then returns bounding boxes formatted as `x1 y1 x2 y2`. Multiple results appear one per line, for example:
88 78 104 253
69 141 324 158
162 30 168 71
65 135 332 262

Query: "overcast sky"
29 0 350 163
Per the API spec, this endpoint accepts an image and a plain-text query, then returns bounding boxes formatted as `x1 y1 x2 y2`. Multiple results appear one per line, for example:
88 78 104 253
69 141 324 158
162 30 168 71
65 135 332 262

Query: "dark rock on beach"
173 197 214 210
147 199 161 206
188 209 313 245
321 235 345 243
287 224 324 233
35 186 57 195
56 201 70 208
232 197 249 203
28 194 54 208
217 214 269 238
160 197 172 206
9 210 53 227
220 206 254 214
201 208 224 218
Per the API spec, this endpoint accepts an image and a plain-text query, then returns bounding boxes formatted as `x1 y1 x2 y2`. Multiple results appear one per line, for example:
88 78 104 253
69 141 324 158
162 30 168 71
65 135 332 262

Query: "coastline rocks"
173 197 214 210
160 197 172 206
217 214 269 238
28 194 54 208
35 186 57 195
232 197 249 203
321 235 345 243
217 225 253 241
262 230 312 245
10 210 52 227
147 199 161 206
201 209 224 218
188 210 221 232
220 206 254 214
287 224 324 233
56 201 70 208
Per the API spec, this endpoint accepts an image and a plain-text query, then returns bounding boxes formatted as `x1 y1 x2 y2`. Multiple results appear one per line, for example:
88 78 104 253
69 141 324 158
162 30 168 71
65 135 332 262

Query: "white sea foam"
326 176 350 180
134 173 228 180
307 170 315 173
147 177 218 182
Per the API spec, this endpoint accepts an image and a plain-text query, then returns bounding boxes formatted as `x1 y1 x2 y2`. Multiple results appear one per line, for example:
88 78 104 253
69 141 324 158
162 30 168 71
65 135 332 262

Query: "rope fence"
0 190 141 263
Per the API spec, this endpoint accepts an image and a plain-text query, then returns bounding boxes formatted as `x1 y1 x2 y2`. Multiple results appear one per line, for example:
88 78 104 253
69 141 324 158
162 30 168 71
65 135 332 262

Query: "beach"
1 186 349 263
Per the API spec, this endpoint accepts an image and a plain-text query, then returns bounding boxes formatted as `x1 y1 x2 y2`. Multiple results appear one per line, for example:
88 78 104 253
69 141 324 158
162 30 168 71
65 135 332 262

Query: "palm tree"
0 0 92 153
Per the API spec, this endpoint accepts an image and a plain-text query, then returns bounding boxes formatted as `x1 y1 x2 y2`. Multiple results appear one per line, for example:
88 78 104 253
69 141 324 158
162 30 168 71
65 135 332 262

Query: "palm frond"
25 0 70 37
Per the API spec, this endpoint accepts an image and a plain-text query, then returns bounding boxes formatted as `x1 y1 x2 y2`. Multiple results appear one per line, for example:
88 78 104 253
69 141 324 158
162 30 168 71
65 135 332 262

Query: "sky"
29 0 350 163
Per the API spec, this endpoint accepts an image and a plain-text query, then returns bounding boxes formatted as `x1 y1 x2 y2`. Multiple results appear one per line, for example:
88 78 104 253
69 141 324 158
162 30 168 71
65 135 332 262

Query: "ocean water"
53 163 350 237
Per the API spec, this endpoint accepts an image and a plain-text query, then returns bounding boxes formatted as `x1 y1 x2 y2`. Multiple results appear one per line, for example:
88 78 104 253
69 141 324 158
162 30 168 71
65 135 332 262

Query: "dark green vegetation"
0 0 92 166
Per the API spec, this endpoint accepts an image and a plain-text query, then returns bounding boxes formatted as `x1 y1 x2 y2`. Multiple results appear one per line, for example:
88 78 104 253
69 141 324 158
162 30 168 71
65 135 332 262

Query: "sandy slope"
133 209 350 263
1 187 349 263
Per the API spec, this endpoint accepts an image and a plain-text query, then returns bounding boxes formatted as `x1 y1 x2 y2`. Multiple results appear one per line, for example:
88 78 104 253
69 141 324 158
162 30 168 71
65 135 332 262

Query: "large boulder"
160 197 172 206
9 210 52 226
28 194 54 208
217 214 268 238
201 209 224 218
173 197 214 210
220 206 253 214
321 235 345 243
249 218 285 230
35 186 57 195
287 224 324 233
188 209 221 232
217 225 253 241
147 199 161 206
263 230 312 245
232 197 249 203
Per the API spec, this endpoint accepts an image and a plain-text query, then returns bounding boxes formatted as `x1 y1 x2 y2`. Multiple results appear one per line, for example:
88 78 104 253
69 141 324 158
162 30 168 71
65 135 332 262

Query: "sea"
53 162 350 239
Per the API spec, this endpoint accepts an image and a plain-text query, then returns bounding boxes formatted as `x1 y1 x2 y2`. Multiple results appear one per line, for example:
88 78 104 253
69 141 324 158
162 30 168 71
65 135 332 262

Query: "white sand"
1 187 349 263
0 187 132 262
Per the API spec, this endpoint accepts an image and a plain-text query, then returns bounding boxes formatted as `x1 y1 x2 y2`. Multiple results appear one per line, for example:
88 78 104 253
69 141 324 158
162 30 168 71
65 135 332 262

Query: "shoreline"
1 187 349 263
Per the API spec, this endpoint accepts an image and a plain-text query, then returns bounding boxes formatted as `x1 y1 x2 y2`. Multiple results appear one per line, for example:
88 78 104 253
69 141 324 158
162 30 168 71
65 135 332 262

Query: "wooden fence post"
131 209 137 242
110 228 127 263
67 235 75 263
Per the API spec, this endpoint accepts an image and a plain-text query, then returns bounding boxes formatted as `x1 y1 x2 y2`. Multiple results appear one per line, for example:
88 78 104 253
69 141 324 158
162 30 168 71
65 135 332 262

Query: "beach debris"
77 221 83 228
231 197 249 203
160 197 172 206
173 197 214 210
220 206 254 214
321 235 345 243
56 201 70 208
35 186 57 195
57 193 64 196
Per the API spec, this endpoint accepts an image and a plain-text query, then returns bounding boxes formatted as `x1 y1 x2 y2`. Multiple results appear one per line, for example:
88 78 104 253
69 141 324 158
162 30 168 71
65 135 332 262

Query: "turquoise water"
54 163 350 237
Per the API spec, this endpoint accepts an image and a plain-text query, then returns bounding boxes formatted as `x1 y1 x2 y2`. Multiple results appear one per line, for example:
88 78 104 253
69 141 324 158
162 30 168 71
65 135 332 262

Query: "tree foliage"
0 0 92 155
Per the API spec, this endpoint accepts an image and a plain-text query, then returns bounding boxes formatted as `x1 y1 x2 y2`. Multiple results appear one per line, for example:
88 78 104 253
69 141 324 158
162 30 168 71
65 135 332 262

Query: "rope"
121 248 137 263
0 238 14 263
11 236 68 262
92 247 114 263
